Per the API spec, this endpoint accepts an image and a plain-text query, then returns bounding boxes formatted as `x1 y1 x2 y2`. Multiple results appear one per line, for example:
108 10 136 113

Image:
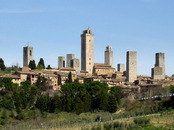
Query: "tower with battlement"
66 54 75 67
105 45 113 67
23 46 33 67
58 56 65 68
81 26 94 75
126 51 137 82
151 52 165 80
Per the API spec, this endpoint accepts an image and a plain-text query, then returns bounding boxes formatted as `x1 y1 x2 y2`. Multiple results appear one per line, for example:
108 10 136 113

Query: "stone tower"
66 54 75 67
151 52 165 80
58 56 65 68
23 46 33 67
71 58 80 74
105 45 113 67
155 52 165 78
126 51 137 82
117 64 125 72
81 26 94 75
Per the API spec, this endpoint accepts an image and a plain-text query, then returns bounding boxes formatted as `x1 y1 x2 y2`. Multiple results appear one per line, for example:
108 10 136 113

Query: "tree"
107 94 117 120
37 58 45 70
46 65 52 69
35 76 47 91
0 58 5 71
0 78 13 90
110 86 123 104
73 97 84 115
28 60 36 70
66 72 72 83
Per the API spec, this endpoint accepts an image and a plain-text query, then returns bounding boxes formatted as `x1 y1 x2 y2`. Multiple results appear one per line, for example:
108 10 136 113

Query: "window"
89 40 91 42
89 63 91 65
30 50 32 56
89 58 91 60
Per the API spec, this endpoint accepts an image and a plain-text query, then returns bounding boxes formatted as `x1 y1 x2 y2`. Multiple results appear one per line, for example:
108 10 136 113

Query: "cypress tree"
28 60 36 70
37 58 45 70
0 58 6 71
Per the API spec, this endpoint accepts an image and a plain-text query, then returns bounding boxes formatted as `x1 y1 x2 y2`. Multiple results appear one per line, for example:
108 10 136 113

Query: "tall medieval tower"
81 26 94 75
23 46 33 67
105 45 113 67
126 51 137 82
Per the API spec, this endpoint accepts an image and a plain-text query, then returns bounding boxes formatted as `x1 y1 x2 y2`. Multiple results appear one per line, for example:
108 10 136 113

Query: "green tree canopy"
0 78 14 90
66 72 72 83
110 86 123 104
0 58 6 71
35 76 47 91
46 65 52 69
107 94 117 114
28 60 36 70
37 58 45 70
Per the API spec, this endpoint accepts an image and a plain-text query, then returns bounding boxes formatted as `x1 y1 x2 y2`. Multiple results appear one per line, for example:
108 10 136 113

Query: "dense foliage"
0 77 122 117
0 58 6 71
46 65 52 69
28 60 36 70
37 58 45 70
0 76 174 127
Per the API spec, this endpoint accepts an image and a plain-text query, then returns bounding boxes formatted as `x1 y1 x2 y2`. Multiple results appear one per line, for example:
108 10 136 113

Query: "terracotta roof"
0 74 20 79
80 70 88 73
59 67 76 71
14 71 38 75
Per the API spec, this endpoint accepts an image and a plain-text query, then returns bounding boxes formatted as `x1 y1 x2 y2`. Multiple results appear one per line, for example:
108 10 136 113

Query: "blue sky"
0 0 174 76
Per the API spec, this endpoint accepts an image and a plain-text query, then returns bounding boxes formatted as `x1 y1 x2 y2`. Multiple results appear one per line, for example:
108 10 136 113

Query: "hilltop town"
0 27 173 99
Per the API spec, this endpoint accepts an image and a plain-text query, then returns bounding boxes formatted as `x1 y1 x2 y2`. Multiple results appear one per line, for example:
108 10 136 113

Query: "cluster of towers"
23 27 165 83
58 54 80 74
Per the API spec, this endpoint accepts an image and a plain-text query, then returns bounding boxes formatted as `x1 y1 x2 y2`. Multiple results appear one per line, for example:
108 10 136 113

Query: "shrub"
91 124 101 130
9 111 15 118
103 123 113 130
0 119 5 125
134 118 150 126
1 109 7 119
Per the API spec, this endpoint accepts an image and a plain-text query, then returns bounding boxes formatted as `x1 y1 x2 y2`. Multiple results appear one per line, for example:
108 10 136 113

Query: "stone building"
81 26 94 75
126 51 137 82
117 64 125 72
58 56 65 68
105 45 113 67
66 54 75 67
70 58 80 74
151 52 165 80
23 46 33 67
93 63 115 76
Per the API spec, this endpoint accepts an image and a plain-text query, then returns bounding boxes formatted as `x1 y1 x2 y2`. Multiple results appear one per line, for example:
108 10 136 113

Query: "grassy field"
1 110 174 130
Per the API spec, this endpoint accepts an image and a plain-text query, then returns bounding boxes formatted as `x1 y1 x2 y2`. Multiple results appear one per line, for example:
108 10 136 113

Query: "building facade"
81 26 94 75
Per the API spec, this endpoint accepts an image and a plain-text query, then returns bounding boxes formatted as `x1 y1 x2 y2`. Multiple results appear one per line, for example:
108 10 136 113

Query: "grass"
1 110 173 130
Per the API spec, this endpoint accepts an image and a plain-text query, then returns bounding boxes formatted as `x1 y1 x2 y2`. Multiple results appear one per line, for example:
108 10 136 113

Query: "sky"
0 0 174 76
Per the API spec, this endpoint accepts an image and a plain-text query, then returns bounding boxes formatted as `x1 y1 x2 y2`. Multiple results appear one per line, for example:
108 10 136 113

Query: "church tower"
23 46 33 67
81 26 94 75
105 45 113 67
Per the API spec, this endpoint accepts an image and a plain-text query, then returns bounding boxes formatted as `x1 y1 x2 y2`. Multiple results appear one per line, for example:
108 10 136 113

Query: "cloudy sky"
0 0 174 76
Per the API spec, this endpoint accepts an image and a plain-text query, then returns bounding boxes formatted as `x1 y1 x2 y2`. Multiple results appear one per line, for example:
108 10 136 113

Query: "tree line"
0 58 52 71
0 76 124 119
